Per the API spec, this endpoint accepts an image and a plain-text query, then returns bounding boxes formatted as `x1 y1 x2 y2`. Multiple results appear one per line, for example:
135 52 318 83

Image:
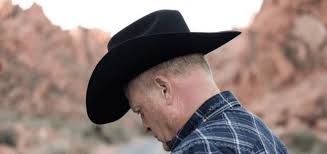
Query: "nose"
145 127 152 133
142 121 151 133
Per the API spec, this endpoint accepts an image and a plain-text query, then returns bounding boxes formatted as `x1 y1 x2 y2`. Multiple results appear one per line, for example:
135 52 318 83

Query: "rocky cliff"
0 1 113 153
0 0 110 119
0 0 327 153
208 0 327 139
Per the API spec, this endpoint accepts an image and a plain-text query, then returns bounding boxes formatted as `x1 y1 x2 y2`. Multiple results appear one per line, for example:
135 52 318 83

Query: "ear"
153 75 173 103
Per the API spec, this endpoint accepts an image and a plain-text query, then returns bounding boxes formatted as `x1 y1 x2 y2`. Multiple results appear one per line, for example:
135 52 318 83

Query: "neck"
172 68 220 134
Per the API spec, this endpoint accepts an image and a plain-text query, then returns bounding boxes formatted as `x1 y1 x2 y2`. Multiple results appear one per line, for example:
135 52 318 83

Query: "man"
86 10 289 153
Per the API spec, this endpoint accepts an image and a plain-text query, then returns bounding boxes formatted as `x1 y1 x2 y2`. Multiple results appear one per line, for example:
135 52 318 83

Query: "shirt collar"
166 90 241 151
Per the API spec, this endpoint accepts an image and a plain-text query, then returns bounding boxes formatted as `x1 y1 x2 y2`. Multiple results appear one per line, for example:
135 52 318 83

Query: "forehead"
125 79 143 109
126 78 140 98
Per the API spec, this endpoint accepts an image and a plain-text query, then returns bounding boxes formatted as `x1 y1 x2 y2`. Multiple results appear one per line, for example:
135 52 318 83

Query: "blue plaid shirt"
166 91 288 154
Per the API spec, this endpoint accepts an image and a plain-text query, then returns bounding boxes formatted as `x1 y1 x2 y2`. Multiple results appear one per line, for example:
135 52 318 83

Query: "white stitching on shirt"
223 112 241 154
250 112 269 154
195 129 212 154
206 101 238 120
218 92 233 107
195 111 204 118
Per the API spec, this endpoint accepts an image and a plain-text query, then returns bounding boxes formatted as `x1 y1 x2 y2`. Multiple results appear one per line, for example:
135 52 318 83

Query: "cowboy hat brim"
86 31 241 124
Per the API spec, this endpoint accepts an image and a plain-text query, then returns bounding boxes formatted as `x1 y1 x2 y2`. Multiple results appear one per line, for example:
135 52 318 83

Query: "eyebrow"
132 107 140 114
129 102 140 113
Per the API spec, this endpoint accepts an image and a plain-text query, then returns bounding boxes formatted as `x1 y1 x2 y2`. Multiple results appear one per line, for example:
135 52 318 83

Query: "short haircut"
150 53 211 76
124 53 213 97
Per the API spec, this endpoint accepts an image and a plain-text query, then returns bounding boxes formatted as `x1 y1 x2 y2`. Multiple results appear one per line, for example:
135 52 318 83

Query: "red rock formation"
0 0 110 119
0 145 17 154
1 0 327 152
208 0 327 139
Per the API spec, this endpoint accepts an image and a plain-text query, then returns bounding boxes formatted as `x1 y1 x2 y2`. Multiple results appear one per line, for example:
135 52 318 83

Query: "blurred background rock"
0 0 326 153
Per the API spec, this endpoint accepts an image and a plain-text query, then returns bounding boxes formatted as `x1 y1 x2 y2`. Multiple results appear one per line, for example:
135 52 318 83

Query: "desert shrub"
0 128 17 147
287 129 327 154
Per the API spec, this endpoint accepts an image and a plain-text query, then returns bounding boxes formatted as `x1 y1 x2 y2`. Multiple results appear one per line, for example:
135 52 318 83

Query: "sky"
12 0 263 34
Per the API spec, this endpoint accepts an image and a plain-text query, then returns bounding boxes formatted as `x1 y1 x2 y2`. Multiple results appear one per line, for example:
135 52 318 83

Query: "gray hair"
151 53 211 76
124 53 213 96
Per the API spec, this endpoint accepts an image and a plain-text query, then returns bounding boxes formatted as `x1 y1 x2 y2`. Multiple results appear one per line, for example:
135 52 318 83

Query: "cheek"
143 97 169 124
144 106 164 124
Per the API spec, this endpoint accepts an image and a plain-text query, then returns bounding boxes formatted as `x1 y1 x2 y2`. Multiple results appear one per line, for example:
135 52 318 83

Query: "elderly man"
86 10 289 153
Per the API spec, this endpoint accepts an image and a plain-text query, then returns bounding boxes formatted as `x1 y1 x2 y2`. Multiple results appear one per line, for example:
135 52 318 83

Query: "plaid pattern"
166 91 289 154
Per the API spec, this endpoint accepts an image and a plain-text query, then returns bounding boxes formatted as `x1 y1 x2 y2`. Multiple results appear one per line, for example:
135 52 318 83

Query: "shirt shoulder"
173 106 289 154
171 130 224 154
172 128 251 154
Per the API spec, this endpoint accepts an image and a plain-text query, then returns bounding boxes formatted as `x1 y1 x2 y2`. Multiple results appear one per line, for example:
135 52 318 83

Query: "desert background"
1 0 327 153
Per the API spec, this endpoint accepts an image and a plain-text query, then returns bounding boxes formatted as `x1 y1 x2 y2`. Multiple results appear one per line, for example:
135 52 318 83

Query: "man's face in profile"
126 77 176 148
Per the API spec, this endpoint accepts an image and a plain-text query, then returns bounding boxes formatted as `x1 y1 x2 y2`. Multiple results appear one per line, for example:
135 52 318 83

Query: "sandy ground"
112 137 169 154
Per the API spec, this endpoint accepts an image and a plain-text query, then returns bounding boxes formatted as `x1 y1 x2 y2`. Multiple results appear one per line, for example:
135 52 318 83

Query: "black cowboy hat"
86 10 241 124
